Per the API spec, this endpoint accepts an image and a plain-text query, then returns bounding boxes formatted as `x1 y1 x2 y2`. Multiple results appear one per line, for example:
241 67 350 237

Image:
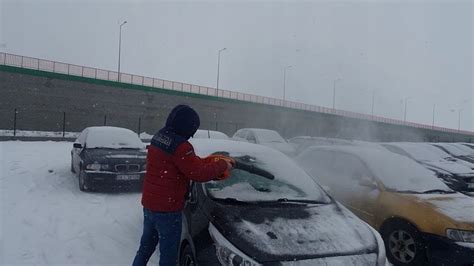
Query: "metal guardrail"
0 52 472 136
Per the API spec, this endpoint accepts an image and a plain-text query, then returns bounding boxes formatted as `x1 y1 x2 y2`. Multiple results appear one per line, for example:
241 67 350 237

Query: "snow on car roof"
193 129 229 140
385 142 446 162
242 128 286 143
303 145 451 192
85 126 144 149
432 143 470 156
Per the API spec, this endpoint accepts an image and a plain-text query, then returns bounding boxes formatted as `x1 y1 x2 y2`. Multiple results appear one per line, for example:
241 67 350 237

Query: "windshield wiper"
422 189 455 194
212 197 254 205
275 198 326 204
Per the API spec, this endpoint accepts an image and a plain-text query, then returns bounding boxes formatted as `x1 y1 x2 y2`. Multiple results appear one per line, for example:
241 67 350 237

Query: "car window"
76 129 88 145
234 130 247 139
85 127 144 149
247 132 257 143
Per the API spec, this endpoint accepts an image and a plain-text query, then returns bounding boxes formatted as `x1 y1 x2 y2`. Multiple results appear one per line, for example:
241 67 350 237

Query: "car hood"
83 148 146 163
207 201 377 263
423 160 474 175
408 193 474 226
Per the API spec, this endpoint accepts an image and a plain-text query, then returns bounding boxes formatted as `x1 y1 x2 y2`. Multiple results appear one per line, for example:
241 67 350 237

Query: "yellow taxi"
296 145 474 266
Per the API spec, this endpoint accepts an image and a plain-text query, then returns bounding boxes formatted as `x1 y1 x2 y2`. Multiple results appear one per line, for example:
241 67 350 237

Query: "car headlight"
208 223 260 266
447 229 474 243
366 224 388 266
85 163 109 171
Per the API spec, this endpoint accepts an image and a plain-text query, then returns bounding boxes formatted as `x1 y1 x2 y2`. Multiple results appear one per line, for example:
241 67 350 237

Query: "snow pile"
0 129 80 138
85 127 145 149
0 141 150 265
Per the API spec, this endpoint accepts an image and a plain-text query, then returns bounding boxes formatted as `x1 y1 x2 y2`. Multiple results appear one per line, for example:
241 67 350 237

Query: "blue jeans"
133 208 182 266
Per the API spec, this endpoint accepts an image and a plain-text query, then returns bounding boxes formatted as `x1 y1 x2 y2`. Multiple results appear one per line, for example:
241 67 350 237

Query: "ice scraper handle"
209 152 275 180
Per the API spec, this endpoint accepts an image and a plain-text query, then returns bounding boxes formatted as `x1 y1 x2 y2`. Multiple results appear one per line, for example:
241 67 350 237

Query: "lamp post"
432 104 436 129
332 78 342 109
117 20 127 82
283 65 293 101
403 97 411 122
371 89 375 117
458 109 463 131
216 47 226 97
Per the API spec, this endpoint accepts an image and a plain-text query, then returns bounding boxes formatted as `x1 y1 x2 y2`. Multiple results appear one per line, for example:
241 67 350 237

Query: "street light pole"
403 97 410 122
118 20 127 82
283 65 293 101
332 78 341 109
458 109 463 131
216 48 226 97
371 89 375 117
432 104 436 129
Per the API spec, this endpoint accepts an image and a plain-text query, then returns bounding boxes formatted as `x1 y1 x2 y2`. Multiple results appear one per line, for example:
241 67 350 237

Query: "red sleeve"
172 142 228 182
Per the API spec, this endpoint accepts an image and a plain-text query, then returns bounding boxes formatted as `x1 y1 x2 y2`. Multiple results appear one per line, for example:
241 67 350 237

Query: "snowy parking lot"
0 141 155 265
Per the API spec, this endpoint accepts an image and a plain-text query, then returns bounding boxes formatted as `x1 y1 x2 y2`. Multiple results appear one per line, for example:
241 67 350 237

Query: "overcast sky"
1 0 473 131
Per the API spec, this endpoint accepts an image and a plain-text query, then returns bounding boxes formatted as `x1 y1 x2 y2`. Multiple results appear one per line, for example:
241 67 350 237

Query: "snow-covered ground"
0 141 155 265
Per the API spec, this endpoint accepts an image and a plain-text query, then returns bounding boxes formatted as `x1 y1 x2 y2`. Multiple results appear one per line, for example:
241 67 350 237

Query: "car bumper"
424 233 474 265
84 171 145 187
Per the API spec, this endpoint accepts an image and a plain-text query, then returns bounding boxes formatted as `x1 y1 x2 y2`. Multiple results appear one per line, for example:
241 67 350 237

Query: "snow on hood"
424 160 474 175
213 203 377 261
434 143 471 157
412 193 474 223
84 126 145 149
260 142 296 156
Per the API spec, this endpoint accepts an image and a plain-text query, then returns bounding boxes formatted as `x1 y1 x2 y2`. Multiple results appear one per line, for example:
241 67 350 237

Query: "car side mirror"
73 143 82 149
358 176 377 189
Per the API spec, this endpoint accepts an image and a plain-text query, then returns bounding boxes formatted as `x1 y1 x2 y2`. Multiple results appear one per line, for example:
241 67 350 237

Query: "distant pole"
13 108 17 136
118 20 127 82
371 89 375 117
283 65 293 101
432 104 436 129
216 48 226 97
458 109 463 131
62 112 66 137
104 114 107 126
332 78 341 109
403 97 410 122
138 116 141 135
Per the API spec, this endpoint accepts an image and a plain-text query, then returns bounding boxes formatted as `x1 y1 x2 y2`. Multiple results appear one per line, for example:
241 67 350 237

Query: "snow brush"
206 152 275 180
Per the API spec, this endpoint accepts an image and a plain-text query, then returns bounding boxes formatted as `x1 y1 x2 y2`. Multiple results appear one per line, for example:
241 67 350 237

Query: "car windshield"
436 144 470 156
254 130 286 143
356 148 452 193
394 143 447 162
85 127 144 149
193 130 229 140
194 141 330 203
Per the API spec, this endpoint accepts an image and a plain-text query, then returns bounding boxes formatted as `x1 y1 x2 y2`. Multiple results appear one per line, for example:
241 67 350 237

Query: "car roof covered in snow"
300 145 451 192
84 126 144 149
193 129 229 140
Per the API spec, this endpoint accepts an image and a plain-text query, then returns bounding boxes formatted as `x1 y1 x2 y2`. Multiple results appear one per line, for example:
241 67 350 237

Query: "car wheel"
79 170 90 192
179 244 196 266
381 220 428 266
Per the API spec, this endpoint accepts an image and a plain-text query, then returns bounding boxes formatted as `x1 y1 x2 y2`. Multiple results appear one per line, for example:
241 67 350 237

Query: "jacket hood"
207 202 377 263
165 105 200 139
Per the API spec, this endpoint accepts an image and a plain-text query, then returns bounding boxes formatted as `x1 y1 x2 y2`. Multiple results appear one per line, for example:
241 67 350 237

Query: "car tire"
381 220 428 266
179 244 196 266
79 170 90 192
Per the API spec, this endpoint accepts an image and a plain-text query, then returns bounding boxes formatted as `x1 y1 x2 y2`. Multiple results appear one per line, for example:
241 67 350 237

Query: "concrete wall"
0 65 472 143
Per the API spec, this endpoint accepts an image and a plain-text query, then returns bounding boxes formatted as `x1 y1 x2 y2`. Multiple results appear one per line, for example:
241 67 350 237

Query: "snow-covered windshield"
191 139 330 203
356 148 452 192
254 129 286 143
437 144 470 156
85 127 144 149
391 143 446 162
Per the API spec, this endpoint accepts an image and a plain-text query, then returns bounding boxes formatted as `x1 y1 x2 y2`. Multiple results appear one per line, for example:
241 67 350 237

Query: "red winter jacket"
141 141 227 212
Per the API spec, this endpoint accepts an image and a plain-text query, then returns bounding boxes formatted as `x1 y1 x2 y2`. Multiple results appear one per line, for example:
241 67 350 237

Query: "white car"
192 129 229 140
232 128 296 156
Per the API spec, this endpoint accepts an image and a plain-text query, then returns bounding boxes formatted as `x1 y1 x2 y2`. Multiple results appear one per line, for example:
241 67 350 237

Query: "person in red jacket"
132 105 233 266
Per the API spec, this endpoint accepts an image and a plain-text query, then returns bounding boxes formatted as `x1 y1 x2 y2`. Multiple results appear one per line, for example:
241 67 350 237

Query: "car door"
331 152 380 226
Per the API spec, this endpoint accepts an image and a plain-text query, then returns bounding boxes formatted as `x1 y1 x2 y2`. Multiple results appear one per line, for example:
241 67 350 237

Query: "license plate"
116 174 140 181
